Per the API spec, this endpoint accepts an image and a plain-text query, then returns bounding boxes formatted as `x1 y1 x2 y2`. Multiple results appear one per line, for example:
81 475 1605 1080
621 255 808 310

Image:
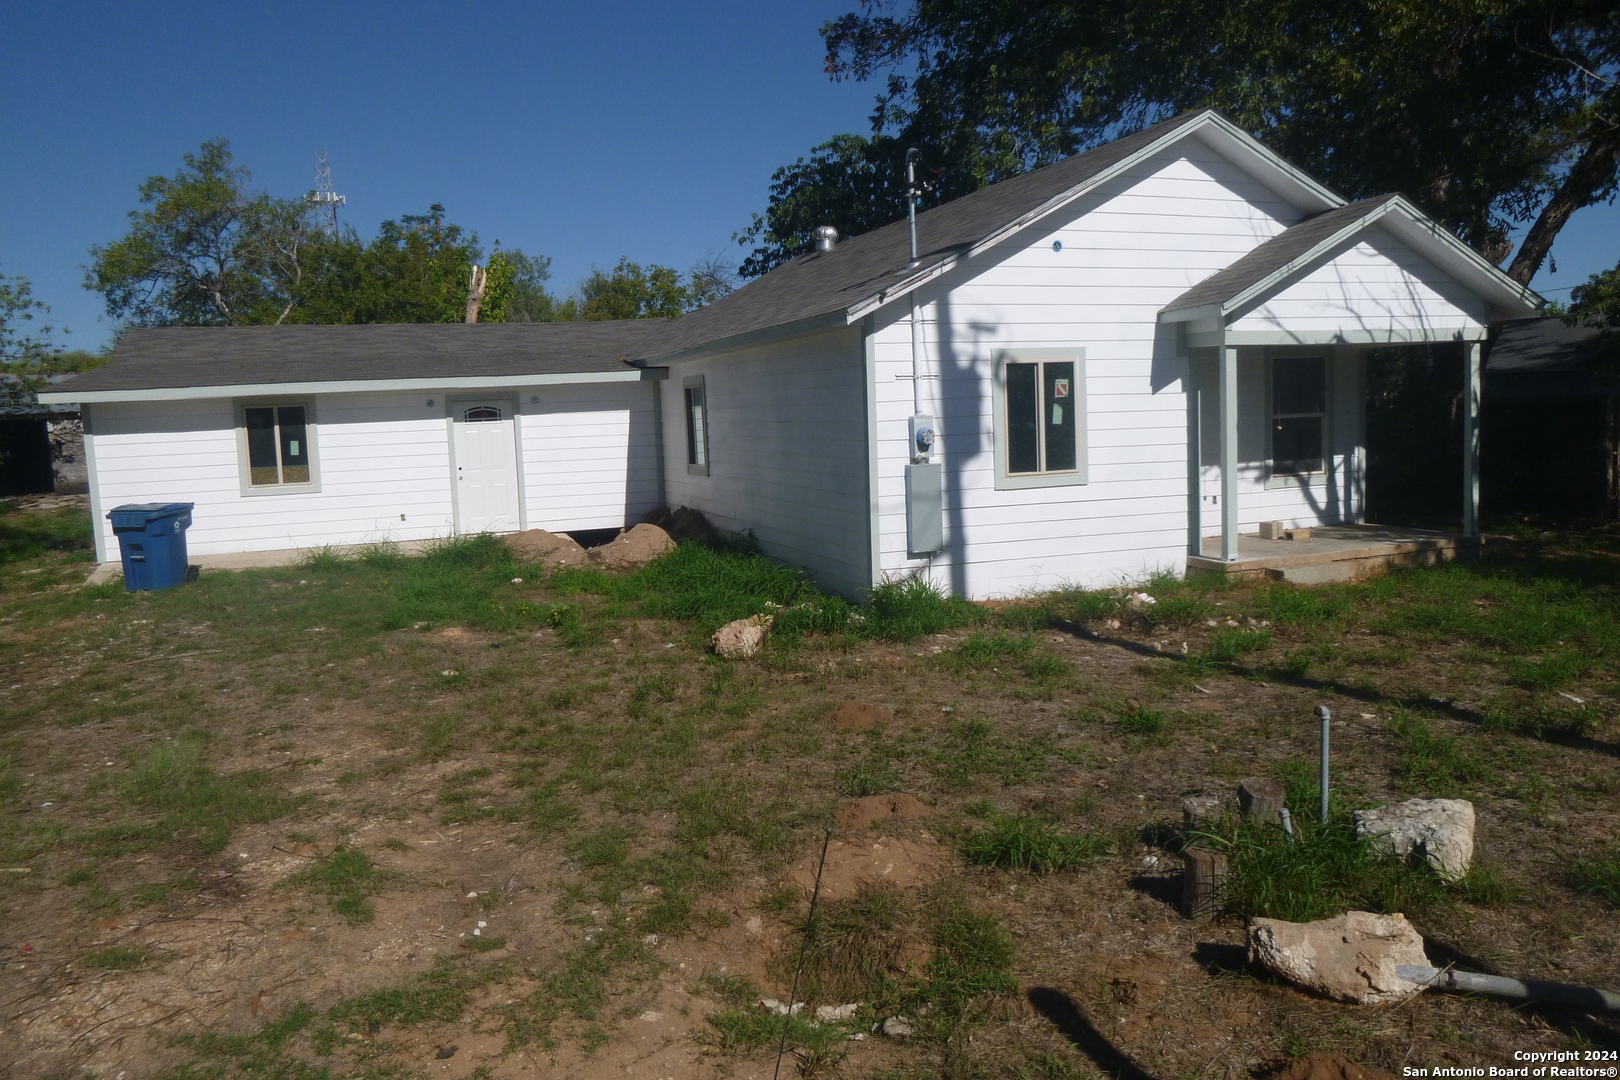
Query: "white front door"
451 399 522 534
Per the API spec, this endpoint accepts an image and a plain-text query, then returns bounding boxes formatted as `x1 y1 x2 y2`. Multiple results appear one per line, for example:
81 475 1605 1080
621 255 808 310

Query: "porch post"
1186 356 1202 557
1220 339 1239 561
1463 340 1481 536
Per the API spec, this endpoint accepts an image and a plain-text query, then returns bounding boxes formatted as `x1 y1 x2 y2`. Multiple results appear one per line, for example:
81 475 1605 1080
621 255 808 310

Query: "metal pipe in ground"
1398 965 1620 1014
1315 705 1331 823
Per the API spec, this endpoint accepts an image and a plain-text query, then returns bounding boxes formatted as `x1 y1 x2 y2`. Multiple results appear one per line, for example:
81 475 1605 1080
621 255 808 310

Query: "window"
240 403 317 491
461 404 503 422
683 377 708 475
1271 357 1327 476
994 350 1087 489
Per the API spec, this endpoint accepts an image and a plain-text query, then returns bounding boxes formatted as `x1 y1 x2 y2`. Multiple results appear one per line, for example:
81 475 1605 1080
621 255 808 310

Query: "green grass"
285 847 389 925
1387 712 1494 796
1259 583 1352 626
1204 628 1273 662
0 502 96 566
961 813 1110 872
1571 846 1620 907
1115 705 1167 738
120 740 302 854
1202 817 1450 922
934 629 1035 671
85 944 147 970
836 752 900 797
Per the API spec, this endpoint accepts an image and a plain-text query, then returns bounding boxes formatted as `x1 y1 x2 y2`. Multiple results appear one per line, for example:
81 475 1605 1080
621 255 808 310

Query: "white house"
44 111 1542 599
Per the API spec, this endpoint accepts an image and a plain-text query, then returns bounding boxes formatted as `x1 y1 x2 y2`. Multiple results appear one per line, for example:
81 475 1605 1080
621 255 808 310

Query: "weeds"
962 813 1109 872
1205 628 1272 662
1115 705 1168 739
1571 847 1620 907
85 945 147 970
120 740 301 854
1388 712 1493 796
285 846 389 925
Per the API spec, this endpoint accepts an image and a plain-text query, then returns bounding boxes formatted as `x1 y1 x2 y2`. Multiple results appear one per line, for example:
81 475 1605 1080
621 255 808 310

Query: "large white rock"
713 614 772 659
1353 798 1474 881
1248 911 1428 1005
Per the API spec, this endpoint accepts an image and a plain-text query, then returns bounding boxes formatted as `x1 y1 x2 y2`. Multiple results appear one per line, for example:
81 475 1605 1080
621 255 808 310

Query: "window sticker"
1053 378 1070 398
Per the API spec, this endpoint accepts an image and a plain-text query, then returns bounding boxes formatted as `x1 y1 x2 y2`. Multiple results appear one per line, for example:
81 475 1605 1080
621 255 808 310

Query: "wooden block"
1181 846 1228 918
1181 794 1225 832
1238 778 1286 826
1284 527 1312 541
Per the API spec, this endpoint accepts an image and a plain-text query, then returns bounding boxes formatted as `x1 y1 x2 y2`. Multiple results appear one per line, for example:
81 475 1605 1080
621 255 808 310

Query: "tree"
743 0 1618 281
289 205 486 325
490 247 576 322
0 273 102 406
87 139 314 326
1569 262 1620 330
579 258 690 320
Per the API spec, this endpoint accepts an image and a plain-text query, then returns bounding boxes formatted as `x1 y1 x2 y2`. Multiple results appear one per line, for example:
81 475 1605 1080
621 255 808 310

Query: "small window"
1271 358 1327 476
243 405 313 487
683 377 708 475
1005 360 1078 475
462 405 503 422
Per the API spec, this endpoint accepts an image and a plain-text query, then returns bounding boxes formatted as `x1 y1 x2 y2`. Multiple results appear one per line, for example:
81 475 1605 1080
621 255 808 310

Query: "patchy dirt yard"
0 497 1617 1080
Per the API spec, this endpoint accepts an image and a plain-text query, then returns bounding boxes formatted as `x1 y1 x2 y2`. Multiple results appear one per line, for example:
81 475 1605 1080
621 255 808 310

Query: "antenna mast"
305 150 346 235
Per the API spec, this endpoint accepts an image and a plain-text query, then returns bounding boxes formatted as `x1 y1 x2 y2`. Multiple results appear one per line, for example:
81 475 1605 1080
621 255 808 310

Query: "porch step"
1187 525 1474 583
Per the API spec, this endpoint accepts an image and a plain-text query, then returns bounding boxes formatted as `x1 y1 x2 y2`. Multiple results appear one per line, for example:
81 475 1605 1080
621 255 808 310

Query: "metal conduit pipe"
1397 965 1620 1013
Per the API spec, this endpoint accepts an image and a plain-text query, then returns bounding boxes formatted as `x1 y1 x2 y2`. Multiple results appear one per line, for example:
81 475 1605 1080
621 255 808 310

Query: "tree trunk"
1507 123 1620 286
465 265 489 323
1181 847 1227 918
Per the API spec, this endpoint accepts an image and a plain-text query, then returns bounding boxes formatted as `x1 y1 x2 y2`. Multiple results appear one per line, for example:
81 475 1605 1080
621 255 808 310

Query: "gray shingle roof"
1162 195 1400 315
1487 316 1618 374
54 322 666 394
636 111 1209 361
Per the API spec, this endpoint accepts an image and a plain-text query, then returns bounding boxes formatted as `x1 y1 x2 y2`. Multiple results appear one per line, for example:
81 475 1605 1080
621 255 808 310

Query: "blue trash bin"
108 502 195 592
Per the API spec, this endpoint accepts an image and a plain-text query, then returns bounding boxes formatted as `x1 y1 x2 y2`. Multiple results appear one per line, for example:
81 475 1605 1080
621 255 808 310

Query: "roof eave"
38 367 667 405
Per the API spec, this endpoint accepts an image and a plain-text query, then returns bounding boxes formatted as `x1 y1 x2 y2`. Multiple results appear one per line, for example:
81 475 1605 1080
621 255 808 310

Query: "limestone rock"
713 614 772 659
1353 799 1474 881
1247 910 1427 1005
505 529 588 569
588 522 676 571
879 1015 913 1037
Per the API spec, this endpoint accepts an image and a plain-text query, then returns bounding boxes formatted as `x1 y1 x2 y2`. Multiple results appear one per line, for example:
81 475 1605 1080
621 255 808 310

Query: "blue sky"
2 1 1615 351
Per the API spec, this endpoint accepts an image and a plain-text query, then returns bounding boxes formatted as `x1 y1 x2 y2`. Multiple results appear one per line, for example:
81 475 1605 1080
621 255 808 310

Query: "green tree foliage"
86 139 315 326
0 274 102 406
492 248 573 322
579 258 690 320
1569 262 1620 330
740 0 1617 280
290 205 485 325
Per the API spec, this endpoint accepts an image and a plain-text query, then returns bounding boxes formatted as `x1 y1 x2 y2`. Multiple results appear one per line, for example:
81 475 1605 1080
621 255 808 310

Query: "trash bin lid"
107 502 195 526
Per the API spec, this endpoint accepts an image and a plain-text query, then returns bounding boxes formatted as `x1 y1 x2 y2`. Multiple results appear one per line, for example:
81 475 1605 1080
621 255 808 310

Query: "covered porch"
1160 194 1542 578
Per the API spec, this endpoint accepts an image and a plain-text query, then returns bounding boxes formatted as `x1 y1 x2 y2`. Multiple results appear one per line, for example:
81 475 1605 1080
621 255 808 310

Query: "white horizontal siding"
661 327 869 597
874 138 1309 596
520 383 660 532
88 383 661 559
89 394 457 558
1233 226 1486 335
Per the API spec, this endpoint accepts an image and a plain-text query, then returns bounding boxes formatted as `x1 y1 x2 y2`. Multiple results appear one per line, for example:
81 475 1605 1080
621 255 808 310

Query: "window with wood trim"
1271 358 1327 476
244 405 313 487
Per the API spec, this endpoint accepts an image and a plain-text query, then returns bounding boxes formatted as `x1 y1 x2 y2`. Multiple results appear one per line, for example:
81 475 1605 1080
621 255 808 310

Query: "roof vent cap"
812 225 839 253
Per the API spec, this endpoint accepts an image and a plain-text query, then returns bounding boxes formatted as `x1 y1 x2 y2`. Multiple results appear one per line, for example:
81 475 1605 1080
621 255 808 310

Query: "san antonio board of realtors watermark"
1404 1052 1619 1078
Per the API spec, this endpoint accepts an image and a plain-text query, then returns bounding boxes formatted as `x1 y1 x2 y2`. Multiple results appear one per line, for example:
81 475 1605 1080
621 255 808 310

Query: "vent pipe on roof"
905 148 922 268
813 225 839 253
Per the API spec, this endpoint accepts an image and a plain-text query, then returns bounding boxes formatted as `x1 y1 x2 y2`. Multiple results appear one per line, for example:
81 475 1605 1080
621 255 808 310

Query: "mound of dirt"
829 700 894 731
1260 1054 1398 1080
790 836 952 901
589 523 676 571
641 505 721 546
506 529 588 569
835 793 935 831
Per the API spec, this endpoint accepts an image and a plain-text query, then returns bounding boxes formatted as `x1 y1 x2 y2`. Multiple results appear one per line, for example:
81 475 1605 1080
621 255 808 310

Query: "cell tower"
305 150 346 235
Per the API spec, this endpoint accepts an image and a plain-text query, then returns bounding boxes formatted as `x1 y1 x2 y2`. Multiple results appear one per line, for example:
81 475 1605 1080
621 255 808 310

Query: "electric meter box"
905 462 944 554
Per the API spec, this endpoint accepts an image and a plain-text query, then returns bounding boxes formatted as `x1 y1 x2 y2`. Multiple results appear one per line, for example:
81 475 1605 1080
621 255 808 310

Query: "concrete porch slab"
1187 524 1474 583
84 538 445 586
